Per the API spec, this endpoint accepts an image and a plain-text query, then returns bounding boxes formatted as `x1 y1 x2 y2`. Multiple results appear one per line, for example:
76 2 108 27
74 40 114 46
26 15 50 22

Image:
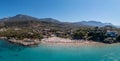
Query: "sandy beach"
41 37 106 46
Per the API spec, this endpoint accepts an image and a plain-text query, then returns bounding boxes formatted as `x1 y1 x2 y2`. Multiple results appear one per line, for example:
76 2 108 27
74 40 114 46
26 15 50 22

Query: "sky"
0 0 120 25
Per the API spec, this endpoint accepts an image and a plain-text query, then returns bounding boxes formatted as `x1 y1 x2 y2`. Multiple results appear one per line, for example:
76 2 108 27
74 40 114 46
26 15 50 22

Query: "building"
106 30 118 38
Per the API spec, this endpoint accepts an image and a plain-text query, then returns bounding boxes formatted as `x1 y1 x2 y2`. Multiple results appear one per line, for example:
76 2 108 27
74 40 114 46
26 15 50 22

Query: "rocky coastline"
0 37 41 46
8 38 41 46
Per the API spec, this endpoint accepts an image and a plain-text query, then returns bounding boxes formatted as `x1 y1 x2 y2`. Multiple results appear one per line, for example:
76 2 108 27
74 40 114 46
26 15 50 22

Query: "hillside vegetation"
0 14 120 44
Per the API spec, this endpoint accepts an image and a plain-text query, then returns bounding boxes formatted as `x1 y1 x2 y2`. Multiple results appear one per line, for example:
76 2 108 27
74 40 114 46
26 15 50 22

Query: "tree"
104 37 116 44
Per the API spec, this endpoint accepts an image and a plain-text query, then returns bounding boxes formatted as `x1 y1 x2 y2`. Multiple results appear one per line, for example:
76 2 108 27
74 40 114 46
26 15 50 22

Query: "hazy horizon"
0 0 120 25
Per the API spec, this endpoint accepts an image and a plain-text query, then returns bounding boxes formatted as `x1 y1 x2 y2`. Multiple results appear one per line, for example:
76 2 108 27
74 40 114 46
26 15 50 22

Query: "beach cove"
0 39 120 61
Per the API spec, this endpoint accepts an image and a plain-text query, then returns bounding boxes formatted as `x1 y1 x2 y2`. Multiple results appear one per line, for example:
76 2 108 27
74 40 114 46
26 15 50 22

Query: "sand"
41 37 106 46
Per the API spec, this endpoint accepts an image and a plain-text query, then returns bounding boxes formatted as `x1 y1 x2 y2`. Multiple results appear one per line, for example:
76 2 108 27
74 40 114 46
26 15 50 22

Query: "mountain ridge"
73 21 113 27
0 14 115 27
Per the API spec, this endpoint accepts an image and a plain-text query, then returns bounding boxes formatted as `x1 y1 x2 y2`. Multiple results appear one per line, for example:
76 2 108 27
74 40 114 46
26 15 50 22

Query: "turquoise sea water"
0 40 120 61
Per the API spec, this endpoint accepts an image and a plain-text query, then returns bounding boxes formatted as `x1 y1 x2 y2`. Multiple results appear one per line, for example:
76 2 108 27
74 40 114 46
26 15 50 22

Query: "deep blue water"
0 40 120 61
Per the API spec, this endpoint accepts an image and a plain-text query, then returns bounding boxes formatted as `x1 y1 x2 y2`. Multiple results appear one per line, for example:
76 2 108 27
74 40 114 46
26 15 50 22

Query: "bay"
0 40 120 61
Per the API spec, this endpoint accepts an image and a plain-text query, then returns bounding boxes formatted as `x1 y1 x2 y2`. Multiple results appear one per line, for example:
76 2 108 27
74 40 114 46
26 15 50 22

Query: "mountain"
0 14 61 23
0 14 39 21
0 14 82 31
74 21 113 27
116 26 120 28
0 14 115 29
40 18 60 23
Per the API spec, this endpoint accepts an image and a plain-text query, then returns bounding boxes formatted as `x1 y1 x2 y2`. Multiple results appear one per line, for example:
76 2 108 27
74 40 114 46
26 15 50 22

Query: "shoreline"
8 38 41 46
41 37 106 46
0 36 118 46
0 37 41 46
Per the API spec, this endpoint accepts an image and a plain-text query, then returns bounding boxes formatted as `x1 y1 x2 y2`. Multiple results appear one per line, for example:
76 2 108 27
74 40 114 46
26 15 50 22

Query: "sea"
0 39 120 61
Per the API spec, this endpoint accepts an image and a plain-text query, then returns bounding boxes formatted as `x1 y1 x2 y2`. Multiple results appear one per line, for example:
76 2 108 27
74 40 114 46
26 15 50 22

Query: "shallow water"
0 40 120 61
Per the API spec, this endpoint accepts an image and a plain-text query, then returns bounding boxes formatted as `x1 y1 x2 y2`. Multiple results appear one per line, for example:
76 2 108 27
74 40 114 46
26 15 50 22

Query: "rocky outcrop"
8 38 41 46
